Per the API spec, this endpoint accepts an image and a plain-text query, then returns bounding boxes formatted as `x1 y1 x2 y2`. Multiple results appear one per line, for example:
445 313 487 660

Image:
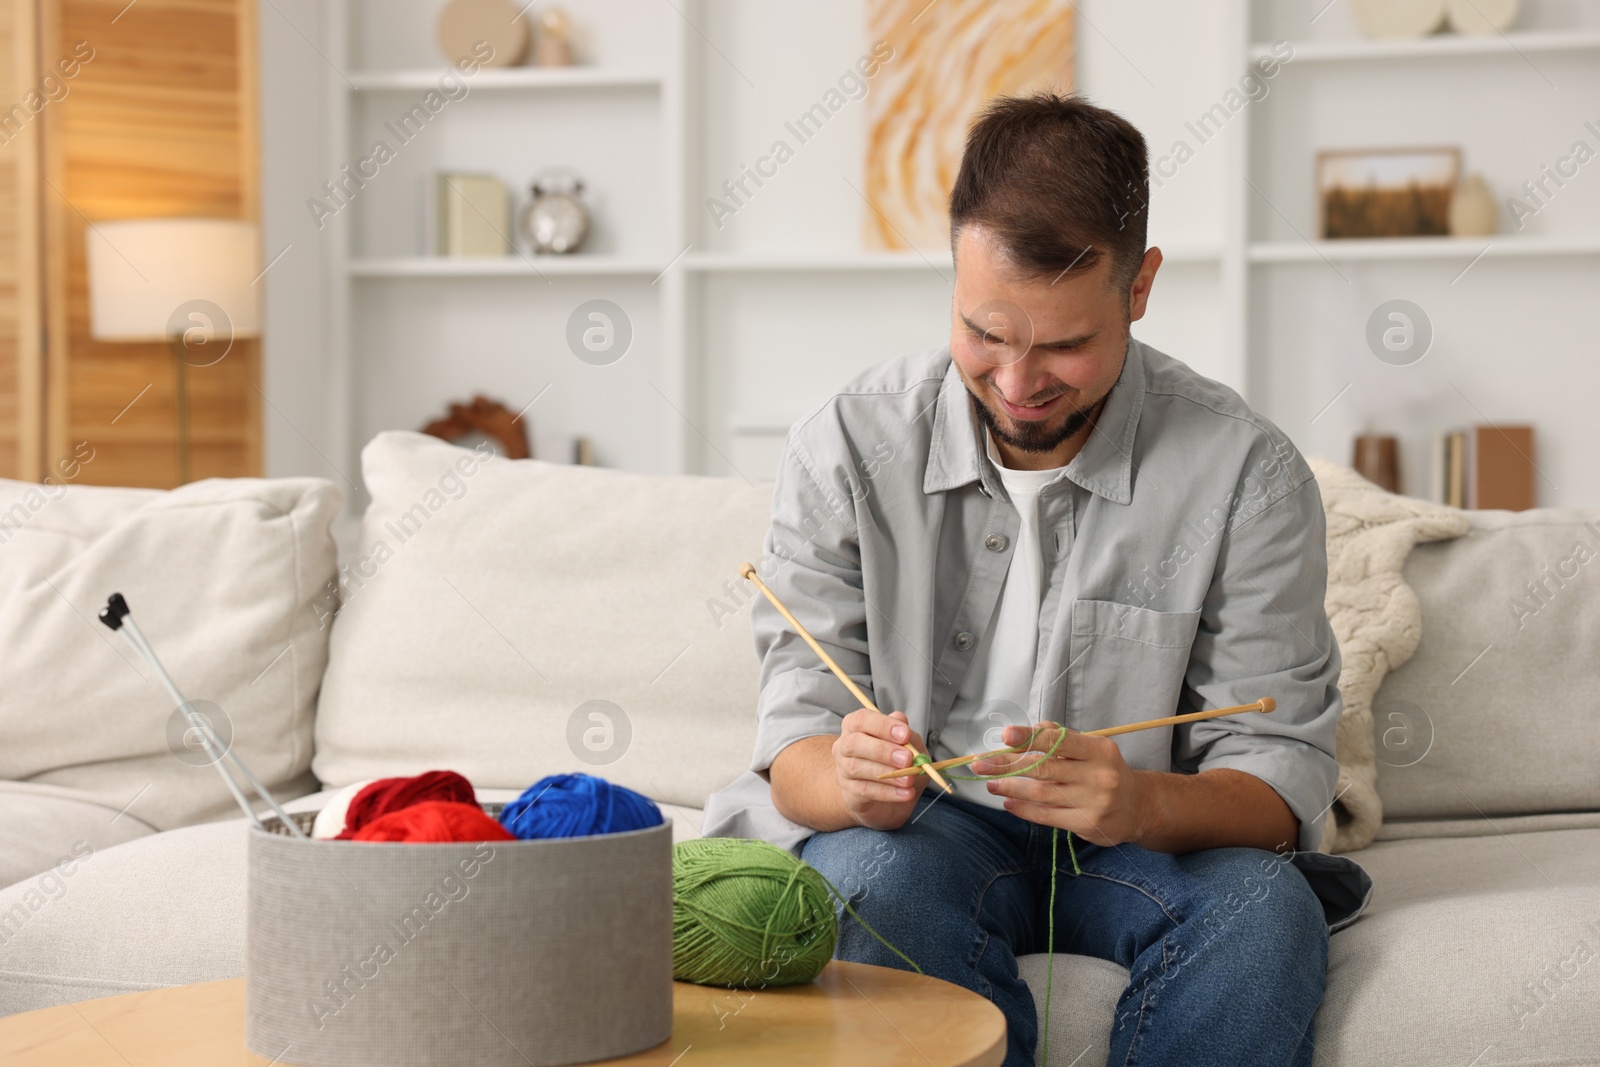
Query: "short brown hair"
949 92 1149 290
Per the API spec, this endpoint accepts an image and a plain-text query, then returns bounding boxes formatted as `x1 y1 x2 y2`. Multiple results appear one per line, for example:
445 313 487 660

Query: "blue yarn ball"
498 773 664 840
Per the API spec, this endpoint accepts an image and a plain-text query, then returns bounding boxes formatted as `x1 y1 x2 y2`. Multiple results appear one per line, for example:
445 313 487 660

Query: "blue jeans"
801 792 1328 1067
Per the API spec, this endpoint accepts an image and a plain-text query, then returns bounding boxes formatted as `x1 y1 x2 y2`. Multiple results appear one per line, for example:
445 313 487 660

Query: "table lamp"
86 218 261 484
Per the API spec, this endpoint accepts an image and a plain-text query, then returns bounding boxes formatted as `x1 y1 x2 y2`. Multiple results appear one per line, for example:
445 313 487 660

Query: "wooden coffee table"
0 960 1005 1066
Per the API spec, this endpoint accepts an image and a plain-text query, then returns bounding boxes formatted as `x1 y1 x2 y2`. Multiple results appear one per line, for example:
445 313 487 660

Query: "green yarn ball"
671 837 839 988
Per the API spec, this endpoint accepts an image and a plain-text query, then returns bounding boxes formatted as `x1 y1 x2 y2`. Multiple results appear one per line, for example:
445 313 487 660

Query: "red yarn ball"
351 801 515 843
336 770 476 840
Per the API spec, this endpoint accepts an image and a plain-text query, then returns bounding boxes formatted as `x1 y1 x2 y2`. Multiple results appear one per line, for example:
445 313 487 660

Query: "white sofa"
3 431 1599 1066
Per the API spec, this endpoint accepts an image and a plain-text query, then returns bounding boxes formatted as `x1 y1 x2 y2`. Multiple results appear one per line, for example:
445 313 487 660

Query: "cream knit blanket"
1310 457 1470 854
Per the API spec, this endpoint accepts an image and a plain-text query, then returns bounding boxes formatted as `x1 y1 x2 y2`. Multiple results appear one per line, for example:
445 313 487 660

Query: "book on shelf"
1433 424 1535 510
415 175 434 256
437 172 510 257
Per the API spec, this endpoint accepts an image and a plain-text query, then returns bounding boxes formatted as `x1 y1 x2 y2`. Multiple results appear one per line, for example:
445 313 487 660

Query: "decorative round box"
245 806 673 1067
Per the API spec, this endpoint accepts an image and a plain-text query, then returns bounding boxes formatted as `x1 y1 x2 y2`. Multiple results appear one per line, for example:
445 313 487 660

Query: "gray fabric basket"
245 807 673 1067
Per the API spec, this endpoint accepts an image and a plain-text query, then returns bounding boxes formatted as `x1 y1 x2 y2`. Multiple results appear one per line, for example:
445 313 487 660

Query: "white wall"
258 0 338 488
1057 0 1235 384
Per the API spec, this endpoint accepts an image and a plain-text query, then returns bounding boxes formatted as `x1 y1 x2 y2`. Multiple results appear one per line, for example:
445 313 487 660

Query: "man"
703 92 1372 1067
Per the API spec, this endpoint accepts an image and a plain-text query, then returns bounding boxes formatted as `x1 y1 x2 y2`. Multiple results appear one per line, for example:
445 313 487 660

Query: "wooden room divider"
0 0 259 488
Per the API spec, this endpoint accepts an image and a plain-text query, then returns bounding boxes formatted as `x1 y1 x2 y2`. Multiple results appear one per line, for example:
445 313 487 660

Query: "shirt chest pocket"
1065 600 1201 750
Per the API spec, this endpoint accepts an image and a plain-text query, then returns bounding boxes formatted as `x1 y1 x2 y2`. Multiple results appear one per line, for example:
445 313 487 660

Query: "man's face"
948 225 1158 457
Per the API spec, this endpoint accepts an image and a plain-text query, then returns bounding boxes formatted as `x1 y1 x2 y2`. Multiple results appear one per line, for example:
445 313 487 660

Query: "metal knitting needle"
98 593 310 839
106 598 307 839
738 563 953 795
110 611 257 826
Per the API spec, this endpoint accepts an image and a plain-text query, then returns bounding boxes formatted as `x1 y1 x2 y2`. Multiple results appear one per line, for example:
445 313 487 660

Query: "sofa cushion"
1309 828 1600 1066
0 474 341 835
0 818 249 1016
0 783 156 890
313 432 770 810
1024 826 1600 1066
1043 832 1600 1065
1018 954 1126 1066
1305 457 1470 854
1376 509 1600 821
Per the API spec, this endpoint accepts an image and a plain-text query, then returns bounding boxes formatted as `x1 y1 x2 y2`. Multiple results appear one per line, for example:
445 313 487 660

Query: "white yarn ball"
311 779 377 839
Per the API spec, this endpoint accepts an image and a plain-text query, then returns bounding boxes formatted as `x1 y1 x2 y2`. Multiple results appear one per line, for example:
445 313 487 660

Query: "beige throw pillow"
312 432 771 810
0 474 341 830
1309 457 1470 852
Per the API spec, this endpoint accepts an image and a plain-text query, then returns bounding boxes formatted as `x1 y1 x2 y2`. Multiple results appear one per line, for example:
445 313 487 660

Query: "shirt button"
954 631 975 650
927 729 941 749
985 533 1008 552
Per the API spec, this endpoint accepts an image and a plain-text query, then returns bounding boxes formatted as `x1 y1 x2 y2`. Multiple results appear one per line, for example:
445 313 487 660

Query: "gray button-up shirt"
703 339 1373 932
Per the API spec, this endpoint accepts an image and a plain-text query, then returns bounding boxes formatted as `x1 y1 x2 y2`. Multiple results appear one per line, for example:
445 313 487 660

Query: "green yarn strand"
933 722 1082 1067
810 867 924 976
935 723 1081 873
933 723 1083 875
673 722 1089 1067
939 719 1071 781
1044 828 1057 1067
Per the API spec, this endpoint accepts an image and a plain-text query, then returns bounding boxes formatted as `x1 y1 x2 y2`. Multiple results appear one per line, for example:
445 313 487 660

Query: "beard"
967 382 1106 455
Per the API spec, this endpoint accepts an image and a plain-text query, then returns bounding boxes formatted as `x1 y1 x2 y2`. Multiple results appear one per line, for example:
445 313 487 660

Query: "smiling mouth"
994 389 1066 421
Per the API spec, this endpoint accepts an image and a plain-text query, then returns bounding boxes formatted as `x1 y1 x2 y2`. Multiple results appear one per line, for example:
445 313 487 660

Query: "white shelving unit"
347 68 664 91
1246 27 1600 62
314 0 1244 489
683 251 955 273
682 244 1222 273
1234 0 1600 506
1248 236 1600 263
347 256 666 277
321 0 690 489
309 0 1600 505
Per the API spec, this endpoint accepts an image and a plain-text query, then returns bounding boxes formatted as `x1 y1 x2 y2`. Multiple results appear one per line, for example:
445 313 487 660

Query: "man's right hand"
831 709 930 830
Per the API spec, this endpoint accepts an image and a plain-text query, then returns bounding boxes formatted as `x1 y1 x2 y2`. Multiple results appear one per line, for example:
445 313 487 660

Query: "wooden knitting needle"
876 698 1277 781
738 562 954 795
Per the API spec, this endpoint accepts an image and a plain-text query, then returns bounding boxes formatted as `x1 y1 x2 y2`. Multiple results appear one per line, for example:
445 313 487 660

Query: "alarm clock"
520 170 590 254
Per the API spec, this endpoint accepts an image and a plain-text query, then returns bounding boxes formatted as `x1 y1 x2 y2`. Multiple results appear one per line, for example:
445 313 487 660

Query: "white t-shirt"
936 430 1068 808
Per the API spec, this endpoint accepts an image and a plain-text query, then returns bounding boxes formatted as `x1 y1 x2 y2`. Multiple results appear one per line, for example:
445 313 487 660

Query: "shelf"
684 243 1219 273
352 246 1224 279
728 418 793 436
1249 236 1600 263
347 68 663 92
348 256 664 277
685 252 954 273
1151 243 1222 264
1249 29 1600 63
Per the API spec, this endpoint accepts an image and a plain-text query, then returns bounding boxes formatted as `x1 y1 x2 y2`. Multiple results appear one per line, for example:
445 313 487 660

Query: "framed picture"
1316 146 1461 239
864 0 1075 252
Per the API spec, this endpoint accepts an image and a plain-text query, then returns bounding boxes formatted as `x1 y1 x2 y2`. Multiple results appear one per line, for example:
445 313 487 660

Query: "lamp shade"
86 218 261 342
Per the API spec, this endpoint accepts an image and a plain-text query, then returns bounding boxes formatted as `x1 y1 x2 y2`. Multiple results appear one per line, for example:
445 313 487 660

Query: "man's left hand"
970 724 1149 847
